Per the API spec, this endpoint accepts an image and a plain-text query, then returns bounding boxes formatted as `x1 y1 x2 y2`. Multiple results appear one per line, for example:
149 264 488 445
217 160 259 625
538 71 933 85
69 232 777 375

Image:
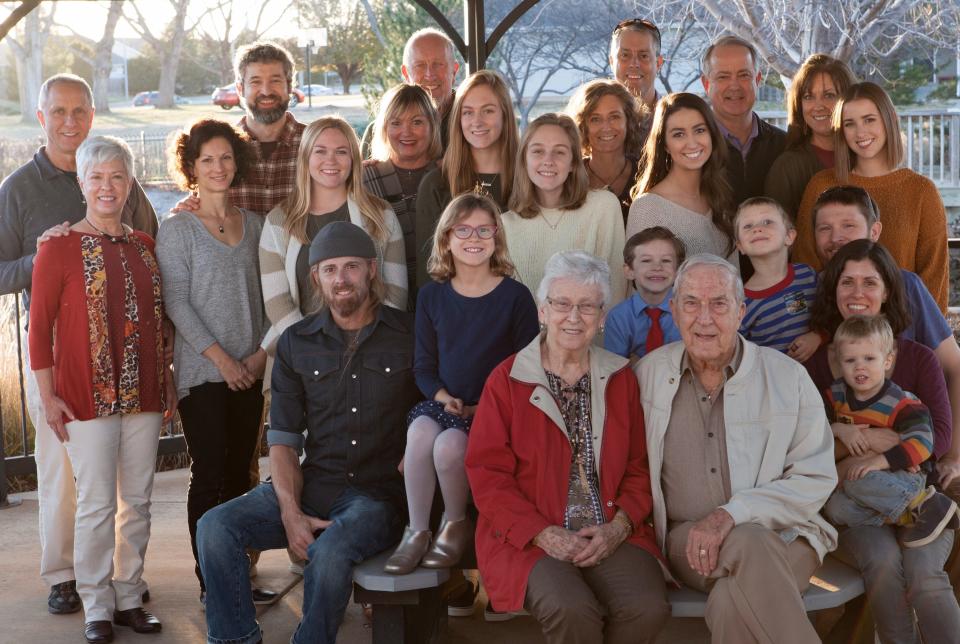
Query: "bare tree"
91 2 124 113
695 0 960 79
5 2 56 123
297 0 380 94
198 0 293 87
123 0 193 109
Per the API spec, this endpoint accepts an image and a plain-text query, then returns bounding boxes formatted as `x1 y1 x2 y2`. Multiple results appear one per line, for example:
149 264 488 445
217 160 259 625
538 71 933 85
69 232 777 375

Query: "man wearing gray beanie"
198 222 421 644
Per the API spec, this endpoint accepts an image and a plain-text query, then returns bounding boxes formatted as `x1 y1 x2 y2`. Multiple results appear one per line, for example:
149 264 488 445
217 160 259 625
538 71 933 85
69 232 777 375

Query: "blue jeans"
197 483 402 644
824 470 926 527
835 525 960 644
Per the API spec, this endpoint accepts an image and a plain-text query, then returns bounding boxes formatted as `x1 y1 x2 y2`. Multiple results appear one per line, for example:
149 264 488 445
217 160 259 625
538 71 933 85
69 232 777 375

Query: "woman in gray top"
156 119 267 599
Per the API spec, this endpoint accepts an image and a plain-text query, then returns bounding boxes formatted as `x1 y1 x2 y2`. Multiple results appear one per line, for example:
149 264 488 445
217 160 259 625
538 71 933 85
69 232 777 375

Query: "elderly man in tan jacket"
635 254 838 644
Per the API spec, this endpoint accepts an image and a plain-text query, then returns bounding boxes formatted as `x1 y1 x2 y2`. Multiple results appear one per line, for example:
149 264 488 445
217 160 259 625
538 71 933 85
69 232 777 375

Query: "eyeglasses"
612 18 661 43
451 224 497 240
546 297 604 316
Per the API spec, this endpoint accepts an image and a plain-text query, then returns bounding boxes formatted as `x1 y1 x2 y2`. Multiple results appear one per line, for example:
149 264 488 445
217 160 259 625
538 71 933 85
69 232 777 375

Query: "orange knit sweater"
793 168 948 312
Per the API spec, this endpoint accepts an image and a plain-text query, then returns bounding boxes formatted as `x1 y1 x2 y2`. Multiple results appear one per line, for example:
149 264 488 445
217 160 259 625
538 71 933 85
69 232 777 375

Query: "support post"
463 0 485 74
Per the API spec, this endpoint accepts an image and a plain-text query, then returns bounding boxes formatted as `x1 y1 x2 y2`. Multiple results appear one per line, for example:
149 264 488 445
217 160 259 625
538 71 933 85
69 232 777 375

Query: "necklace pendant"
218 225 225 234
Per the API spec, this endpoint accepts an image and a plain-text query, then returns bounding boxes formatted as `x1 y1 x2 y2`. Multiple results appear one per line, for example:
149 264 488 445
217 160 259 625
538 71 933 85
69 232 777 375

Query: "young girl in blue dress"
384 193 539 574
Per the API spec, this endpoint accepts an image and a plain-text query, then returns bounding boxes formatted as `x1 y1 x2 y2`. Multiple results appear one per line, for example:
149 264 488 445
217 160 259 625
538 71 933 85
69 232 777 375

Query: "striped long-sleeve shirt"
826 378 934 470
741 263 817 353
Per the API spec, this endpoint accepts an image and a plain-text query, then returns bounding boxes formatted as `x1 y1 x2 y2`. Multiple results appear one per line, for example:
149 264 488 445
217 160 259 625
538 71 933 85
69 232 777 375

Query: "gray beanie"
308 221 377 266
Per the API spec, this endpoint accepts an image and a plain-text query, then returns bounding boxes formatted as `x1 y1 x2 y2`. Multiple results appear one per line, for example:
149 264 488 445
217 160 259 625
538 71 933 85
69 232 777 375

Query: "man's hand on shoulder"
36 221 71 250
171 193 201 214
281 508 332 560
685 508 735 577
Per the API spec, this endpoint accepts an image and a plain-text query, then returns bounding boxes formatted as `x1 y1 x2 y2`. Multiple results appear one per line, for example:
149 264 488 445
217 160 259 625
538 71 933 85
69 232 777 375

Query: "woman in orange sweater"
793 82 948 312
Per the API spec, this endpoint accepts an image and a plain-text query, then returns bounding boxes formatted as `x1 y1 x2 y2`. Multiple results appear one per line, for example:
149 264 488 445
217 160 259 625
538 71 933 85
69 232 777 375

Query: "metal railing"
0 294 184 505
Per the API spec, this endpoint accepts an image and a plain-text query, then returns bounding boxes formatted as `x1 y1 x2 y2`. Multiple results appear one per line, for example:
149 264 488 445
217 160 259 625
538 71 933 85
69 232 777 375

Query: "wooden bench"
354 552 865 643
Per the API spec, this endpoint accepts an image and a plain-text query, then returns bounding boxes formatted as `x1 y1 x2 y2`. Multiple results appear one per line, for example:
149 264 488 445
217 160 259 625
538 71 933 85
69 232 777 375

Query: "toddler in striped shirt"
735 197 822 361
822 315 957 548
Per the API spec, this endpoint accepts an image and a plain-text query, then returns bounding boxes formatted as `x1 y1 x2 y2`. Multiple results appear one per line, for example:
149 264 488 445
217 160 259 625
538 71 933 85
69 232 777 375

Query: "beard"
325 282 370 319
246 94 290 124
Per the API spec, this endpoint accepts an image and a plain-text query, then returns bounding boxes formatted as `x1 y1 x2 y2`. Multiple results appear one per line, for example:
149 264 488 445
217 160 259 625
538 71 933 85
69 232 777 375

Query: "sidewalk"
0 459 709 643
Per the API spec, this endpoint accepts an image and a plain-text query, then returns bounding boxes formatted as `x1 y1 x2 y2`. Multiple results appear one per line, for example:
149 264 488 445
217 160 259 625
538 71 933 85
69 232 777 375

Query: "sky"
45 0 307 41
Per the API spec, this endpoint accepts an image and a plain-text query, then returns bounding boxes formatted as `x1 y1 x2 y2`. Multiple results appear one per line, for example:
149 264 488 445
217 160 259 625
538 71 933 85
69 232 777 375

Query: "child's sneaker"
899 488 958 548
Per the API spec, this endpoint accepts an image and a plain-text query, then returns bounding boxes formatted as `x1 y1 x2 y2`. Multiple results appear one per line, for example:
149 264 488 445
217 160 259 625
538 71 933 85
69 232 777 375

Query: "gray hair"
76 135 134 181
674 254 744 305
402 28 457 70
38 73 93 111
701 35 759 77
536 250 612 308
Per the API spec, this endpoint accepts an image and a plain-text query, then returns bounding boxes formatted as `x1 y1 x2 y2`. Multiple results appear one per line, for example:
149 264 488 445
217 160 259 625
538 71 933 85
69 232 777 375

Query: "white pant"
63 412 161 621
25 347 76 587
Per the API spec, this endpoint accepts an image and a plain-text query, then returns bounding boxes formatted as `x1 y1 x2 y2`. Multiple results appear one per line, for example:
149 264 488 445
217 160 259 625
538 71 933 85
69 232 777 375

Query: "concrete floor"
0 459 710 643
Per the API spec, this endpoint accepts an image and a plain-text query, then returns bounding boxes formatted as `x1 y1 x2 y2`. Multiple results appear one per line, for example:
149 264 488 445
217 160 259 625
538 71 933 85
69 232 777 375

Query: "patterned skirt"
406 399 473 433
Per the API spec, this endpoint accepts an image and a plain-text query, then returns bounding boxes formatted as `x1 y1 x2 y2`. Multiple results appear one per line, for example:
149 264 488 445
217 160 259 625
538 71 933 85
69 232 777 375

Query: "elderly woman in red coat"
465 250 668 644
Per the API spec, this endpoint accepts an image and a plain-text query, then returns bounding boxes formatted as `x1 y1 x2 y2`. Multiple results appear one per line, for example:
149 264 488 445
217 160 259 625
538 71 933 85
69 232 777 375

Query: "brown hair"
809 239 911 337
370 84 441 163
833 82 904 182
784 54 856 149
733 196 792 235
623 225 686 265
632 92 734 252
168 119 253 192
609 18 662 59
701 35 758 76
427 193 515 281
508 113 589 218
234 41 295 89
811 185 880 229
280 116 390 245
441 70 518 199
565 78 646 158
834 314 896 356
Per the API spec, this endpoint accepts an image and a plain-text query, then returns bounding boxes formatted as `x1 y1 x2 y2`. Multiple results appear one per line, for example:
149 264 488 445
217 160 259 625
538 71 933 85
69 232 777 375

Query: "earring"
539 322 546 332
599 324 605 334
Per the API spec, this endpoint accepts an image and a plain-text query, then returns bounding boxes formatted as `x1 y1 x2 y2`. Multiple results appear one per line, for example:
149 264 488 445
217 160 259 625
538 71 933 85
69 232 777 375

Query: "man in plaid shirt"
230 41 307 215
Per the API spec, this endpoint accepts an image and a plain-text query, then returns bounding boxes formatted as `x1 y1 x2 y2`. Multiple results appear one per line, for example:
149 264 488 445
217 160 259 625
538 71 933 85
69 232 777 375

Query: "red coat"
465 339 662 612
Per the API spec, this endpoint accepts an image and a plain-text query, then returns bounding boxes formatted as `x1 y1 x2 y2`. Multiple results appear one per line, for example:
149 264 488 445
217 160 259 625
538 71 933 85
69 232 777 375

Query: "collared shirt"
231 113 306 216
0 147 158 311
603 289 681 359
717 112 760 159
661 339 743 525
267 304 421 517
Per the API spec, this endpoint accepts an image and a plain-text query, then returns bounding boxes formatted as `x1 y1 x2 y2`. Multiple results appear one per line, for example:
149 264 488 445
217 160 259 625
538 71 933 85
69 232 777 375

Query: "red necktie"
645 308 664 355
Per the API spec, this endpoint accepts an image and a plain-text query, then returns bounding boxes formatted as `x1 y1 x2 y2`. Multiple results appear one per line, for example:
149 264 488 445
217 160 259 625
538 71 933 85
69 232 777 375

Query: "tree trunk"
93 1 123 113
156 0 190 108
11 9 52 124
336 63 358 94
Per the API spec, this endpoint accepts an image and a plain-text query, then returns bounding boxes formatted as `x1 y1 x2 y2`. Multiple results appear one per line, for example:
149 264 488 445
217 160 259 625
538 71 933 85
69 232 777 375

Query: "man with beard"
197 222 418 644
700 36 785 205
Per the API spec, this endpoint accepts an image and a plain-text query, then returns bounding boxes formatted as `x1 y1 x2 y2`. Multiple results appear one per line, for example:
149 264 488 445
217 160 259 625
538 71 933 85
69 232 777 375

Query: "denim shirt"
268 304 421 517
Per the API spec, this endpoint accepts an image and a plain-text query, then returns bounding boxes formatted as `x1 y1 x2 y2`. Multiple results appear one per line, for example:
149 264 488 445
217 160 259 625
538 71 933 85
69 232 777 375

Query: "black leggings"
179 380 264 591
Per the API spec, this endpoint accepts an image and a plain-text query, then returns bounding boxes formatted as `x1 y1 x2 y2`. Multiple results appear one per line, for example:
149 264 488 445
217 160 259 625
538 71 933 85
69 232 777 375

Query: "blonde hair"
427 193 515 281
565 78 646 158
834 314 896 357
833 82 904 182
280 116 390 245
508 113 589 218
442 70 518 199
370 84 441 163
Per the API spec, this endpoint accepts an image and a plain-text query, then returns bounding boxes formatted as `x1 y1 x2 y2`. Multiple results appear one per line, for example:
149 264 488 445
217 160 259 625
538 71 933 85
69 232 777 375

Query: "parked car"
303 84 336 97
133 91 189 107
212 85 306 110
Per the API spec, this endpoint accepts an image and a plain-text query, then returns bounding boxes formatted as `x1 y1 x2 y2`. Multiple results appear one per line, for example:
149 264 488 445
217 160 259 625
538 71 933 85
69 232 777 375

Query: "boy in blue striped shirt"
736 197 822 361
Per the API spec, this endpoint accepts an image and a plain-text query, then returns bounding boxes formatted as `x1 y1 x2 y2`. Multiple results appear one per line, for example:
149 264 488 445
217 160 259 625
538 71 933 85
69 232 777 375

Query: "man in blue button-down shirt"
197 223 420 644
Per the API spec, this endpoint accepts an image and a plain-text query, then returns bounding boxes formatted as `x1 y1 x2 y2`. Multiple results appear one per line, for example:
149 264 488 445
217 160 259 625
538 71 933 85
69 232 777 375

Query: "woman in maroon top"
29 136 173 644
805 238 960 643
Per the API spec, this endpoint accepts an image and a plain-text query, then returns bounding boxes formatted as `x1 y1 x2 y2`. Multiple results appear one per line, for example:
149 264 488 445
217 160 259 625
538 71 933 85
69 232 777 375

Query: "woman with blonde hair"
566 79 645 223
502 112 626 301
363 84 442 307
259 116 407 381
625 92 734 258
384 192 538 576
415 69 519 287
764 54 856 218
793 82 949 310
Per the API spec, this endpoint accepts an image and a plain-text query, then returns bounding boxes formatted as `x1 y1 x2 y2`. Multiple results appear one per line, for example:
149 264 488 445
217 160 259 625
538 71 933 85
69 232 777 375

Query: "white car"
303 84 336 97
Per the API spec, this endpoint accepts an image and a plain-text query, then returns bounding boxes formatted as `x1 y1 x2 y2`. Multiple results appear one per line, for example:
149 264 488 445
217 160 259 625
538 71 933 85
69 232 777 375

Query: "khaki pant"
668 522 821 644
25 346 76 587
524 543 669 644
63 412 161 621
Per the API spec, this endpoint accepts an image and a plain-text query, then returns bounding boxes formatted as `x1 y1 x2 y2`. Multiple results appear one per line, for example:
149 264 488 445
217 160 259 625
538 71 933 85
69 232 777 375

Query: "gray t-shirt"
295 201 350 315
155 208 267 398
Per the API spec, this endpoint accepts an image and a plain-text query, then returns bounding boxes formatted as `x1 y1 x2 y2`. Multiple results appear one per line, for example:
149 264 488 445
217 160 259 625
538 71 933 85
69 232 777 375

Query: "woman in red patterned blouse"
29 136 173 644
